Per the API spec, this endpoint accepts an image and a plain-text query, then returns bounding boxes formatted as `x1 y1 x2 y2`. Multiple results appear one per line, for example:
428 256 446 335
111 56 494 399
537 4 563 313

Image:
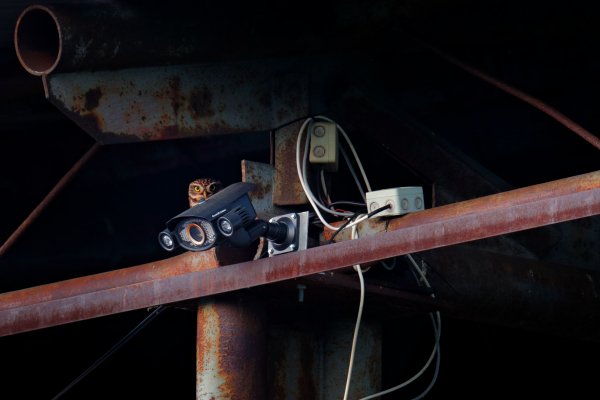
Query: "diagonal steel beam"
0 170 599 337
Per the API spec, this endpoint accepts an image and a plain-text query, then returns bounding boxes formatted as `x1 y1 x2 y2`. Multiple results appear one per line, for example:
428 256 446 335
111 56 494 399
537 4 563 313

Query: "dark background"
1 0 599 398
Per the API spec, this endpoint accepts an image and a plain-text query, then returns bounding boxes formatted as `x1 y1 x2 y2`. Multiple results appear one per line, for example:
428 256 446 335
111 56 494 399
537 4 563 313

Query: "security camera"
158 182 293 252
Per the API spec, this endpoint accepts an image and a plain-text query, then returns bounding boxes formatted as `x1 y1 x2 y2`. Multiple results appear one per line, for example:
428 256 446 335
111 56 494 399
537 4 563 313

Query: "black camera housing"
159 182 258 252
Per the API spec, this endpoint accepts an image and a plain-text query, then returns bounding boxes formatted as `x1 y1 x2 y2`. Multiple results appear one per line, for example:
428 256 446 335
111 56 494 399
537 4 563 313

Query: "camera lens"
218 218 233 236
186 223 206 245
158 230 176 251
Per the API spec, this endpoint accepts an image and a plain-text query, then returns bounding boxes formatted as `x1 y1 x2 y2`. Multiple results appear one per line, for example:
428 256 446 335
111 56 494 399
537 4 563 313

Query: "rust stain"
257 90 270 107
274 127 307 205
250 182 272 200
277 109 290 123
190 86 215 118
169 76 182 117
84 88 102 110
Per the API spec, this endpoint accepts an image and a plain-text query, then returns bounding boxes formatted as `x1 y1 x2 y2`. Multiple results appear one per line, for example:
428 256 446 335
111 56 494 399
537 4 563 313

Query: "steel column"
0 170 598 337
196 295 266 400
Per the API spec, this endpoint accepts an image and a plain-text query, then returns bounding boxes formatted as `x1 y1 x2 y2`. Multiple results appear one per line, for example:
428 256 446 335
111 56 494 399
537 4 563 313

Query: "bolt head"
268 248 274 255
291 213 297 220
369 201 379 212
415 197 423 209
313 125 326 137
313 145 326 158
290 244 296 251
401 198 409 210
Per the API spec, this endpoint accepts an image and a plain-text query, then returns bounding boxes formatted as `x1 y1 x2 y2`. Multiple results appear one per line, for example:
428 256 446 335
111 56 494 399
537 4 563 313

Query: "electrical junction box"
366 187 425 217
308 121 338 171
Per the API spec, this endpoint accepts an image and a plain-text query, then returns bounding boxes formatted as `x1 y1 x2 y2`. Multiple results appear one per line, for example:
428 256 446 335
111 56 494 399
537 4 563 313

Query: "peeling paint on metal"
45 63 308 143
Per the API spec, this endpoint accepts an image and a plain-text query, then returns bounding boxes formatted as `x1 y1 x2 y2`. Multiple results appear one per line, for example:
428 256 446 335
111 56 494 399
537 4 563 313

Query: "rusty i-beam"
0 170 598 337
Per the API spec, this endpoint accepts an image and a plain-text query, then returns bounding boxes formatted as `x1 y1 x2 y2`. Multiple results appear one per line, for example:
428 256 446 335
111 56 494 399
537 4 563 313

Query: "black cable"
327 204 390 244
51 305 166 400
328 201 368 209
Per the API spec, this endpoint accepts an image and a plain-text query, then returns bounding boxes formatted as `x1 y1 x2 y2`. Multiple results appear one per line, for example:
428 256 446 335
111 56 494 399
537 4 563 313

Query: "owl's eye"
194 186 202 192
207 183 216 193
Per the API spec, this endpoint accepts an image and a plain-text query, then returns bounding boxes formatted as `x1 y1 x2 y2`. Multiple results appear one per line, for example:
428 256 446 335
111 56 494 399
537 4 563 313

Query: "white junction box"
308 121 338 171
366 187 425 217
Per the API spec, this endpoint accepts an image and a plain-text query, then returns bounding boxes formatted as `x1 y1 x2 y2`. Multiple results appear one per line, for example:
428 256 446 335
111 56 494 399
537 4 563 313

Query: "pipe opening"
15 6 61 76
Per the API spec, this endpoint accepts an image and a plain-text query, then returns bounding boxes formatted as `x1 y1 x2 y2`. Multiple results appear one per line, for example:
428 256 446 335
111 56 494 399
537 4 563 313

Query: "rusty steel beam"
337 94 569 260
41 64 308 143
0 171 598 337
0 143 100 258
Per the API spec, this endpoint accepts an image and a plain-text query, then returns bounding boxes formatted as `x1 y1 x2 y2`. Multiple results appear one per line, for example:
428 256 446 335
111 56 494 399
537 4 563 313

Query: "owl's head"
188 178 222 207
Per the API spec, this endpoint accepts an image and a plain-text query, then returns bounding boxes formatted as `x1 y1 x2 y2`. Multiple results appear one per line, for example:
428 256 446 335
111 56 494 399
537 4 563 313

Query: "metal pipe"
13 3 319 77
419 40 600 151
0 143 100 258
0 170 598 337
14 4 229 76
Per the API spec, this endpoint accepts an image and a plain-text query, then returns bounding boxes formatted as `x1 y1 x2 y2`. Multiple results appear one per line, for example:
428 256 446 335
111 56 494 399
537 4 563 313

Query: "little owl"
188 178 222 208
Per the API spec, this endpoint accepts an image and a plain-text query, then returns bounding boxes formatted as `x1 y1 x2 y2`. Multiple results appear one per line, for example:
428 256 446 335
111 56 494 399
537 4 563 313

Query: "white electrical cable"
407 254 432 288
359 326 439 400
296 118 342 231
320 170 332 205
343 223 367 400
358 255 442 400
315 115 372 192
296 118 371 232
340 145 367 202
381 257 397 271
301 129 354 217
410 324 441 400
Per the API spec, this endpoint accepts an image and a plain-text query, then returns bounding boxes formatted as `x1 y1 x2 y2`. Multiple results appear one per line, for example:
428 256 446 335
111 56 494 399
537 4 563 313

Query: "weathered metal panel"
44 63 308 143
268 326 321 400
241 160 287 220
321 320 381 399
0 170 598 336
268 321 381 400
273 121 309 205
197 295 266 400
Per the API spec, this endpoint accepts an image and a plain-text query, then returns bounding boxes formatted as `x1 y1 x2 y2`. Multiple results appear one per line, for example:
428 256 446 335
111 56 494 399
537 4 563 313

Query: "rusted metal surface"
273 121 309 205
43 64 308 143
242 160 288 260
322 321 381 399
268 320 381 399
322 218 385 243
241 160 287 221
0 143 100 258
268 326 320 399
0 170 598 336
197 295 266 400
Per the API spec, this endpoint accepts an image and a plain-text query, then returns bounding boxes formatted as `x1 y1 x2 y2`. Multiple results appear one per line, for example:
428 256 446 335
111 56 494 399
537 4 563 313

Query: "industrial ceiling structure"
0 1 599 399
